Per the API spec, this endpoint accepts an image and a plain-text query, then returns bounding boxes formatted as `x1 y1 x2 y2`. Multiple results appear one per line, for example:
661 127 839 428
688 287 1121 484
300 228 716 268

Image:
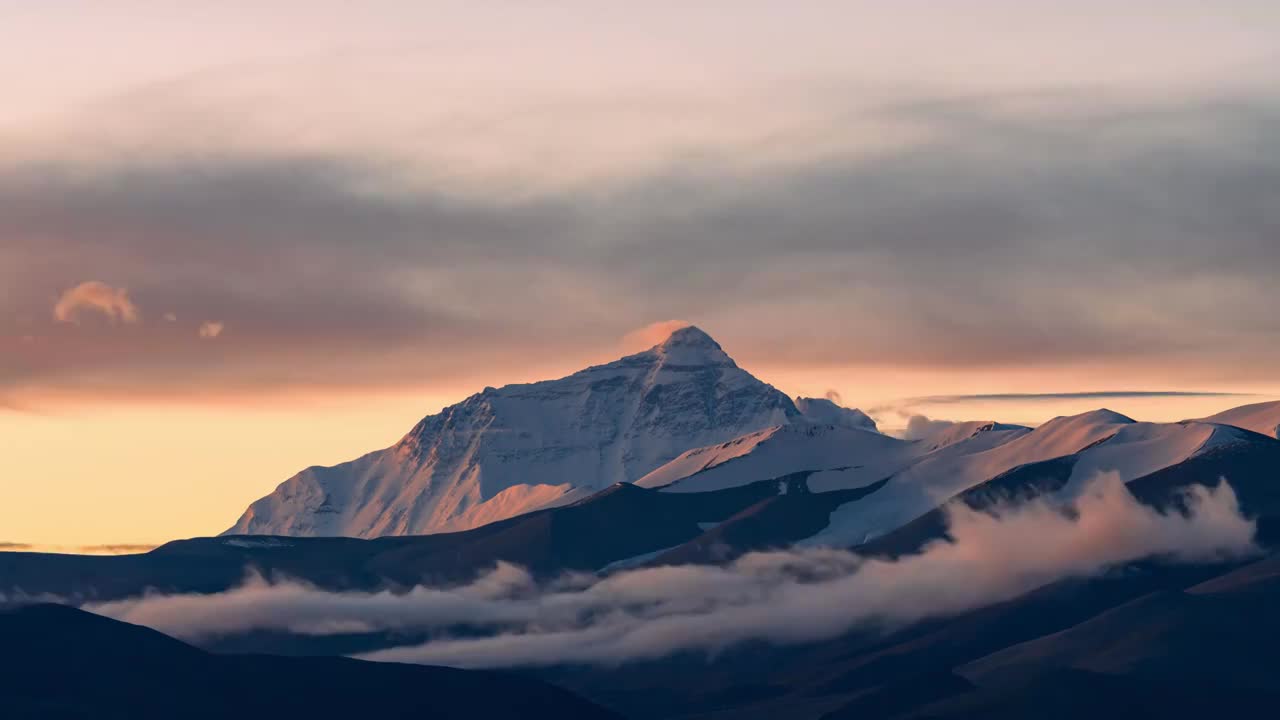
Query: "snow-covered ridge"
1199 400 1280 440
636 423 900 493
803 412 1251 547
638 413 1034 496
914 421 1030 453
225 323 1277 545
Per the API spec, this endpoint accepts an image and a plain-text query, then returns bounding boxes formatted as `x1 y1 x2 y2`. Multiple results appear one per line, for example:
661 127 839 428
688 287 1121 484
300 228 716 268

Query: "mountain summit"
226 327 806 537
649 325 735 366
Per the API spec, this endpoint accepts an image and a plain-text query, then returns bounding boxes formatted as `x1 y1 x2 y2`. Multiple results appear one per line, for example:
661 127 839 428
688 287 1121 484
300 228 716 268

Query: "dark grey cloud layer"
3 90 1280 401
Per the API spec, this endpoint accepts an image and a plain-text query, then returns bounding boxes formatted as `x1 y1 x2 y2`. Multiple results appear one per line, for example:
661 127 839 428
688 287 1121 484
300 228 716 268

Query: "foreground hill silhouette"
0 603 619 720
9 555 1280 719
533 553 1280 719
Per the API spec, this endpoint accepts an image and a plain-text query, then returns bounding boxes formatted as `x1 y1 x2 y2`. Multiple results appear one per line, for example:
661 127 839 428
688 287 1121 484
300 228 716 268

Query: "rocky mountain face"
0 604 621 720
226 326 825 537
225 325 1280 548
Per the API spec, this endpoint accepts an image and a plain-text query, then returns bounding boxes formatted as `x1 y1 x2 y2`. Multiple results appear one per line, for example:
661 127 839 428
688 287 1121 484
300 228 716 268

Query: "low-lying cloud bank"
87 475 1256 668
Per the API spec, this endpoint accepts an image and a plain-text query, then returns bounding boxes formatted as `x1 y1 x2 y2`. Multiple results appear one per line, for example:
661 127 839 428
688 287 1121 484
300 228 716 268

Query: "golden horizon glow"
3 358 1276 548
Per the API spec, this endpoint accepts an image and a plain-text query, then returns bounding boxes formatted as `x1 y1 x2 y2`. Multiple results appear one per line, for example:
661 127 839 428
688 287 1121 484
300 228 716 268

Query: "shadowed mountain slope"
0 603 620 720
1 474 847 601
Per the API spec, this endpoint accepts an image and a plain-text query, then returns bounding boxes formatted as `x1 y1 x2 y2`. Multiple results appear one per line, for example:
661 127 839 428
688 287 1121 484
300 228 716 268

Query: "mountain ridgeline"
225 325 1280 551
226 326 873 537
8 327 1280 720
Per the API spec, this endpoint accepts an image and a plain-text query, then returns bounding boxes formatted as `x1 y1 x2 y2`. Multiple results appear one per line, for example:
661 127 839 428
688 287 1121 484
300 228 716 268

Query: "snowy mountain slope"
913 421 1031 454
1199 400 1280 440
825 409 1138 497
638 417 1029 496
633 423 901 492
1061 420 1251 493
227 327 805 537
800 420 1035 497
803 411 1246 547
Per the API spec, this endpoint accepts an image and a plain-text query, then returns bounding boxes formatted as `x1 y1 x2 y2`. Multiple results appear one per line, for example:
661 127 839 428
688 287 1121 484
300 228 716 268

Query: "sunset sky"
3 1 1279 548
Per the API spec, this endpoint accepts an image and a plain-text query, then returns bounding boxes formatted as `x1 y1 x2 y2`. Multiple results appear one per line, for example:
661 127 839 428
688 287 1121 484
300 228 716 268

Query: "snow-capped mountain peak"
649 325 736 367
226 326 798 538
1049 407 1137 427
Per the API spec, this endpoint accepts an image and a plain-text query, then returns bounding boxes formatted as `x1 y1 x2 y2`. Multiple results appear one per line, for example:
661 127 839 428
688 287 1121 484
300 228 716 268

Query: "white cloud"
85 474 1256 668
903 414 957 441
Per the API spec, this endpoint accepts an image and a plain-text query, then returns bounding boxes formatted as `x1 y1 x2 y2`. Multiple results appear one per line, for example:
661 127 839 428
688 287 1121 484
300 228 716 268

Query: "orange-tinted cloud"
198 321 225 339
621 320 692 351
53 281 140 324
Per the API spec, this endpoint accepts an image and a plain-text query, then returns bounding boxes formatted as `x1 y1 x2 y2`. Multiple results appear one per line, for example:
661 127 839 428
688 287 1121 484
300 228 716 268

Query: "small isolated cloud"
198 321 225 339
163 312 178 322
902 414 957 441
52 281 139 324
621 319 692 351
824 389 843 405
86 475 1255 668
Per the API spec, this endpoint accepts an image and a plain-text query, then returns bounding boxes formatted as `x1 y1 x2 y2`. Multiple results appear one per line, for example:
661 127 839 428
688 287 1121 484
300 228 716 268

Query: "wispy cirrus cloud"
909 391 1256 405
0 543 156 555
871 392 1261 431
76 544 158 555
